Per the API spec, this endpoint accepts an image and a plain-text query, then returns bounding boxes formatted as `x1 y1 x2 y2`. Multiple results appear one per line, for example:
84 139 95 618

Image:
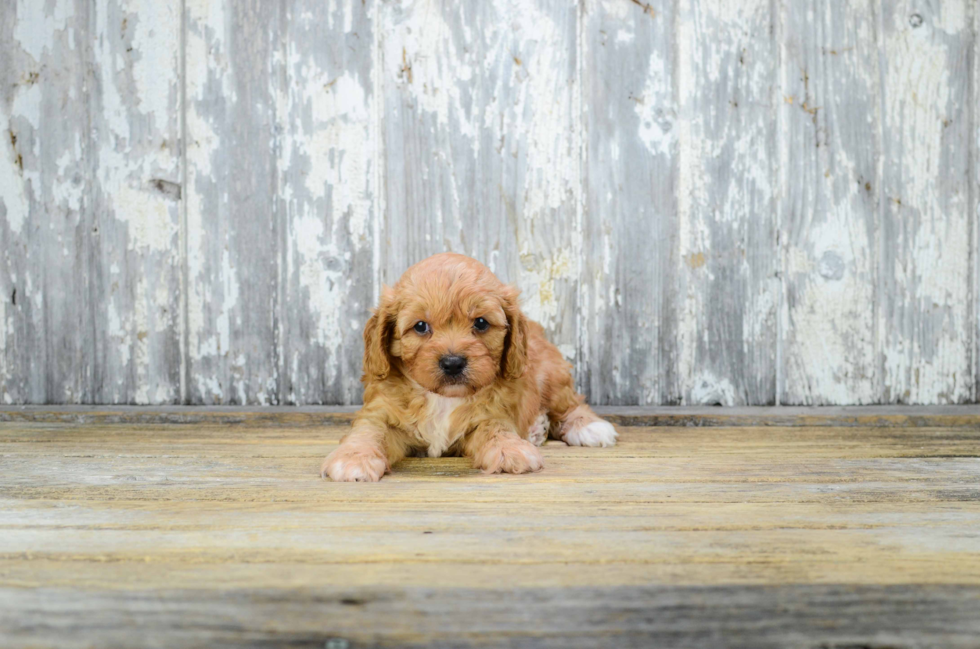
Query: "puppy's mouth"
437 377 473 397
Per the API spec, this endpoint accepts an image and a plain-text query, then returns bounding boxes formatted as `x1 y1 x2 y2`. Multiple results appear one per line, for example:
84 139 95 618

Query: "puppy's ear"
363 287 396 381
501 286 528 380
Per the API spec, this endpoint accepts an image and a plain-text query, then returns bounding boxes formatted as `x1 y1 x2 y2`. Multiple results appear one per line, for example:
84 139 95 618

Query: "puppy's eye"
413 321 429 335
473 317 490 332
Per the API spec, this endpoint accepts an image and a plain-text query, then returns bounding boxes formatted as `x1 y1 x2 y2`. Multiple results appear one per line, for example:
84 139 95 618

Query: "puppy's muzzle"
438 354 467 379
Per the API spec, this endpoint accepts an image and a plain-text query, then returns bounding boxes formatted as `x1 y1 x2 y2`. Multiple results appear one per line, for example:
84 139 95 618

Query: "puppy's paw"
562 418 618 448
321 443 388 482
526 412 549 447
475 436 544 474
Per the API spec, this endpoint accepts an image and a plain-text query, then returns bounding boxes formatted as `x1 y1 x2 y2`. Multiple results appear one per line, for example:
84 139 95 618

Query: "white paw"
527 413 549 447
321 445 388 482
563 419 618 447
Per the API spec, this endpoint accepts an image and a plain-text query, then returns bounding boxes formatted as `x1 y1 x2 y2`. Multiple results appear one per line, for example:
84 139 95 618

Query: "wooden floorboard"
3 404 980 428
1 411 979 647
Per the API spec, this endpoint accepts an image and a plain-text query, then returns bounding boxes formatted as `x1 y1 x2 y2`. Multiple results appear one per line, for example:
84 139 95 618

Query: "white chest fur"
416 393 465 457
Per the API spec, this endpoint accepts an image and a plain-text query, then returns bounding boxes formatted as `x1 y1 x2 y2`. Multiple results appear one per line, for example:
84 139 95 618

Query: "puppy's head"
363 253 527 397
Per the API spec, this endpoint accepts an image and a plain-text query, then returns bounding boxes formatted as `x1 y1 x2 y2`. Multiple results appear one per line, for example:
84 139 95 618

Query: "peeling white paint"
675 0 775 404
291 214 344 350
184 114 220 368
689 372 737 406
513 0 578 215
615 29 634 45
185 0 225 38
934 2 966 34
91 0 182 403
112 186 177 252
106 297 131 369
634 48 674 157
301 72 372 243
130 2 179 117
518 247 574 329
0 290 7 389
879 2 972 404
275 4 378 400
2 0 977 407
216 248 239 357
385 2 476 140
11 82 42 131
0 107 29 235
13 0 74 63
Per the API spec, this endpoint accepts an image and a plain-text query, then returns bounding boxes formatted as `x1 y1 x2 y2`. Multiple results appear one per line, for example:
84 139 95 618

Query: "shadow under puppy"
322 253 617 482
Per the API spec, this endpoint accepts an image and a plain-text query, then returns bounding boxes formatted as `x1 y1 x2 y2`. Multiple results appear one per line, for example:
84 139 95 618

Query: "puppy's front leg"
322 420 401 482
464 421 544 474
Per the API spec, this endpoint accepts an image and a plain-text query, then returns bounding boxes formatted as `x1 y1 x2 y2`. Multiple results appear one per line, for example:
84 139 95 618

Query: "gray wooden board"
674 0 779 406
93 0 184 405
877 0 974 404
2 585 979 649
184 0 282 404
1 0 95 404
779 0 879 405
967 4 980 403
276 0 376 405
580 0 678 405
0 1 183 404
2 0 980 406
379 0 581 358
4 404 980 428
2 416 980 646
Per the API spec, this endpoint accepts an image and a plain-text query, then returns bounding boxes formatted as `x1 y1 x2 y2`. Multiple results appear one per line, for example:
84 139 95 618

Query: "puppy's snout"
439 354 467 377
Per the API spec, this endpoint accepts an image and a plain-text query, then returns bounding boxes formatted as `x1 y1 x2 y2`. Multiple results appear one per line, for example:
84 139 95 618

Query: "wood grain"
0 0 184 404
2 1 980 406
779 0 879 405
5 404 980 428
183 0 282 405
675 0 778 405
1 415 980 646
379 0 581 357
276 0 377 405
1 0 95 404
580 0 677 405
878 0 974 404
3 585 980 649
100 0 185 405
975 0 980 406
976 1 980 406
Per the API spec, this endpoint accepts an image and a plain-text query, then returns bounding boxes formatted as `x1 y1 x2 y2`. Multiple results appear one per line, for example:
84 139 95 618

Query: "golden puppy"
321 253 617 482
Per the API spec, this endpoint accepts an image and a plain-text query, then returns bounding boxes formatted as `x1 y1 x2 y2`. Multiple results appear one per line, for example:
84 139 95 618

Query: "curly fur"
321 253 617 482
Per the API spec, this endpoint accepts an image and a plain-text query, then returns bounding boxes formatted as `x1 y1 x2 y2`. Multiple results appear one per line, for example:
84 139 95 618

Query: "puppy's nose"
439 354 467 377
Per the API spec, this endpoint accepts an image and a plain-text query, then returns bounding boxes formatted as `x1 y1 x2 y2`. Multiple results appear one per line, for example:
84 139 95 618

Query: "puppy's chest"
415 394 465 457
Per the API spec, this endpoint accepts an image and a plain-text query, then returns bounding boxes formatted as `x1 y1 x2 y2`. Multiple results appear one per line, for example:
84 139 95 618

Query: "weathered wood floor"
1 407 979 648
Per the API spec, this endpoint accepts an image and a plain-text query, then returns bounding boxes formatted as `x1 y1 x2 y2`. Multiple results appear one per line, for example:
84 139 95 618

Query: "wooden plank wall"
1 0 977 406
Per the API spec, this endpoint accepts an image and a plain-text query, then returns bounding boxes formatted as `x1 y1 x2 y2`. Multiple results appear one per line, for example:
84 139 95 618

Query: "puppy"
321 253 617 482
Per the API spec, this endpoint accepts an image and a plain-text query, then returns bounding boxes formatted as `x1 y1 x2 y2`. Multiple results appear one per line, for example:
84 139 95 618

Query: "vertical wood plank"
276 0 377 405
878 0 973 403
1 0 182 404
91 0 183 403
379 0 581 360
580 0 677 405
974 0 979 404
184 0 281 404
779 0 879 404
675 0 778 405
2 0 978 407
0 0 95 403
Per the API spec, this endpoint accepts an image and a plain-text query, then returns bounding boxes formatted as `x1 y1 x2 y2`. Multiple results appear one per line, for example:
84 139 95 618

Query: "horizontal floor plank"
2 412 980 646
3 585 980 648
3 405 980 427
